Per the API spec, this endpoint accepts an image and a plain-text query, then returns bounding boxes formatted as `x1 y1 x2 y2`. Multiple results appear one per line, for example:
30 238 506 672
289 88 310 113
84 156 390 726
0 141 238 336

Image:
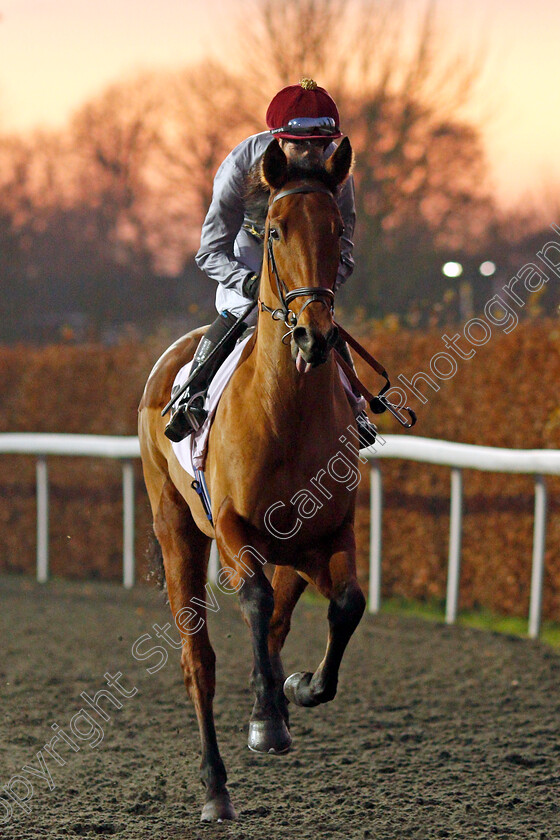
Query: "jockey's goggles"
270 117 341 139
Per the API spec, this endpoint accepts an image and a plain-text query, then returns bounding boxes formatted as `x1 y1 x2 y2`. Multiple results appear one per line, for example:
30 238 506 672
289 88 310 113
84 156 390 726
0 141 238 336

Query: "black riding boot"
164 310 248 443
333 335 378 449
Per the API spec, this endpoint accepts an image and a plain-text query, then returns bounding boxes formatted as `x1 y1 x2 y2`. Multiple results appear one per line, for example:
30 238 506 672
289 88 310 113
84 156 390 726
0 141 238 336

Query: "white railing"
364 435 560 639
1 433 558 638
0 434 140 589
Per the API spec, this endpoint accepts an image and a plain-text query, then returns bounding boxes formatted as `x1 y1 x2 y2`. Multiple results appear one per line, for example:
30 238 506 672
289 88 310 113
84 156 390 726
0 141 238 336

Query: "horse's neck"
250 314 340 438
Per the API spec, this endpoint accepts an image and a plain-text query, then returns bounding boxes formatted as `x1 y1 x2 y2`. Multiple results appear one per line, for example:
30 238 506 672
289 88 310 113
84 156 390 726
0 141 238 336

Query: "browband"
270 185 334 206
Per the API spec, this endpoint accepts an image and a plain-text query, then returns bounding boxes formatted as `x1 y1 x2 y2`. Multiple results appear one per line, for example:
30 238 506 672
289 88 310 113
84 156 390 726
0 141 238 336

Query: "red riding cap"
266 79 342 140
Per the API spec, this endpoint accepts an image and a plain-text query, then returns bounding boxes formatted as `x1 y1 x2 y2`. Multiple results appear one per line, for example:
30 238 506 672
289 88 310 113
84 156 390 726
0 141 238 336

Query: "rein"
259 184 336 335
334 323 417 429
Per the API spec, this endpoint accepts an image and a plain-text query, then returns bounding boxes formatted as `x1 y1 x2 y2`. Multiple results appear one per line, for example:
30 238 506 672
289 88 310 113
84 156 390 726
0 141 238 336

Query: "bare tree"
66 63 264 274
154 61 262 230
0 132 68 339
238 0 350 89
67 74 164 271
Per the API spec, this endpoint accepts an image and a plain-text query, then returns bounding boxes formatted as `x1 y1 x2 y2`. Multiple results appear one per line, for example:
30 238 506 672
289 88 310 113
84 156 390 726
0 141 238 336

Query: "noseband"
259 184 337 335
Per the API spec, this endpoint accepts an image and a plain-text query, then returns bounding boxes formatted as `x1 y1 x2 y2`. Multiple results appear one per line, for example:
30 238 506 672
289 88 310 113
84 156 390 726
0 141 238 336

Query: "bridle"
258 184 338 339
254 180 417 429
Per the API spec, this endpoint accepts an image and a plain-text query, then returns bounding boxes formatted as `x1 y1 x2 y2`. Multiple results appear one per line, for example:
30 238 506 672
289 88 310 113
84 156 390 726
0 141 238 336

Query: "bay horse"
138 137 366 822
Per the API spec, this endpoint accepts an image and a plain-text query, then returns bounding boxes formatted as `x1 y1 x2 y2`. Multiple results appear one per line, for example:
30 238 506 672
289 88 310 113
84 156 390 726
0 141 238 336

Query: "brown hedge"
1 321 559 620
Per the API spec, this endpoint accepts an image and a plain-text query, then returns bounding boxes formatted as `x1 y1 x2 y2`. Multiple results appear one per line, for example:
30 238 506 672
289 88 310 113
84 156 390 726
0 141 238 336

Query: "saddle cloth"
171 333 253 478
170 334 366 479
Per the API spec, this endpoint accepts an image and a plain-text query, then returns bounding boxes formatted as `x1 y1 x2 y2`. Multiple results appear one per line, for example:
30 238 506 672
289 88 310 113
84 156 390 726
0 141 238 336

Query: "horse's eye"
270 227 281 241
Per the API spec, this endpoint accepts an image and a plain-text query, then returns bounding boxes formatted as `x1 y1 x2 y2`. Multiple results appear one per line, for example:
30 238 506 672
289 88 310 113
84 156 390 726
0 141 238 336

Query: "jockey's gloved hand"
242 272 260 300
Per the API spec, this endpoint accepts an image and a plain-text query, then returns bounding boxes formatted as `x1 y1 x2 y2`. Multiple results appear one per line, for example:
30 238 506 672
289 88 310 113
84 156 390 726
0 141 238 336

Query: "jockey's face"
279 137 331 167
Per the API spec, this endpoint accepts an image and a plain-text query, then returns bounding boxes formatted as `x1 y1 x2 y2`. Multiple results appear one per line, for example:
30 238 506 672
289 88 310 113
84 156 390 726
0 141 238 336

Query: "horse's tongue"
296 350 312 375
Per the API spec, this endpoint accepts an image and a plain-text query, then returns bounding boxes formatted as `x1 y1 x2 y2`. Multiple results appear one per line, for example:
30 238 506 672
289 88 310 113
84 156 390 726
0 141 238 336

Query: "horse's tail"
146 528 167 596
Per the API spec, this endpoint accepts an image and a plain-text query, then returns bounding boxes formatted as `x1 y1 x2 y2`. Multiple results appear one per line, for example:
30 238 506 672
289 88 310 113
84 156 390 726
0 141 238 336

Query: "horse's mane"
244 157 340 228
244 163 271 227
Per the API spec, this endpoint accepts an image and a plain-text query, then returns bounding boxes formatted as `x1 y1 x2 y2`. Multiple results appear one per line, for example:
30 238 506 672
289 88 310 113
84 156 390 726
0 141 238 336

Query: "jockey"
165 79 377 446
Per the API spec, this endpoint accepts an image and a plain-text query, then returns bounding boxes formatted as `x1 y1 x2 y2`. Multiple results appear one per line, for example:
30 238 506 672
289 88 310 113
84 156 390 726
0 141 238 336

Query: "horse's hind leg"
154 480 236 822
215 498 292 755
268 566 308 727
284 521 366 708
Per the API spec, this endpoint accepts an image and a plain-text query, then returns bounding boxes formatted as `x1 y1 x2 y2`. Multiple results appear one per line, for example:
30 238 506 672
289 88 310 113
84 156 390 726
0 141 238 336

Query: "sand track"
1 575 559 840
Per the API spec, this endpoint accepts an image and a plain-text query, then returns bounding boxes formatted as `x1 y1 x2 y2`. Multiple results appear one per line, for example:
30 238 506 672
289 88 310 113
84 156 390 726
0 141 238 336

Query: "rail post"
36 457 49 583
528 475 547 639
446 467 463 624
368 461 383 613
122 460 135 589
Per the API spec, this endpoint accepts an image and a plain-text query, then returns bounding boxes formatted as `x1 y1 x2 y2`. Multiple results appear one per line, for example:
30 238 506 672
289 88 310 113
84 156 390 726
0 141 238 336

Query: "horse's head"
259 137 353 373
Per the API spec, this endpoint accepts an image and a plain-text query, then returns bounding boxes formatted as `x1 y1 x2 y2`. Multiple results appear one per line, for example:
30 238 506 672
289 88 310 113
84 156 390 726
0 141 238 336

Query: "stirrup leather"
184 392 208 431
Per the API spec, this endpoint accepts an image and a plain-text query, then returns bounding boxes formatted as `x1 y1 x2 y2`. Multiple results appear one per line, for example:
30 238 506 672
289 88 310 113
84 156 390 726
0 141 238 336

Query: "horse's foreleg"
215 497 292 754
154 481 235 822
284 523 366 708
268 566 308 726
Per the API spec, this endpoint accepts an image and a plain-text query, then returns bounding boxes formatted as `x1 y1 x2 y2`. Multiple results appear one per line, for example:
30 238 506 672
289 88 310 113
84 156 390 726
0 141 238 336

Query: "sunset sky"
0 0 559 209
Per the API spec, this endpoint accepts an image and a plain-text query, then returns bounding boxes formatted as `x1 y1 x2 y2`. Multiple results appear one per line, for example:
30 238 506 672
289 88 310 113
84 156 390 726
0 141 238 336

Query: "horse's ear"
325 137 353 187
261 139 288 190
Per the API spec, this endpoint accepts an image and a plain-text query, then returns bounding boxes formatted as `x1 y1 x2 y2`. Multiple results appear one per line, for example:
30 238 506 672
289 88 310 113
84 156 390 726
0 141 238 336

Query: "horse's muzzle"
292 324 338 371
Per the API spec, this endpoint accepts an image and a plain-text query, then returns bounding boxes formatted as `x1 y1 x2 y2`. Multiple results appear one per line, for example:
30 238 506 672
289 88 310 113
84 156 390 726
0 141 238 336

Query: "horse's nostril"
293 326 310 349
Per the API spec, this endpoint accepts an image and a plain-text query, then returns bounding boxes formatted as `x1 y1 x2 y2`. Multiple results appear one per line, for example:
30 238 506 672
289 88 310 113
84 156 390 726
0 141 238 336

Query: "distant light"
442 261 463 278
479 261 496 277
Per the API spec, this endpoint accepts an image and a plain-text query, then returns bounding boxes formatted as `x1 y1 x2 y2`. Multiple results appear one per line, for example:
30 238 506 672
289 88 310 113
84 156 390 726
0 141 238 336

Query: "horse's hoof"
283 671 315 707
200 792 237 822
248 719 292 754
